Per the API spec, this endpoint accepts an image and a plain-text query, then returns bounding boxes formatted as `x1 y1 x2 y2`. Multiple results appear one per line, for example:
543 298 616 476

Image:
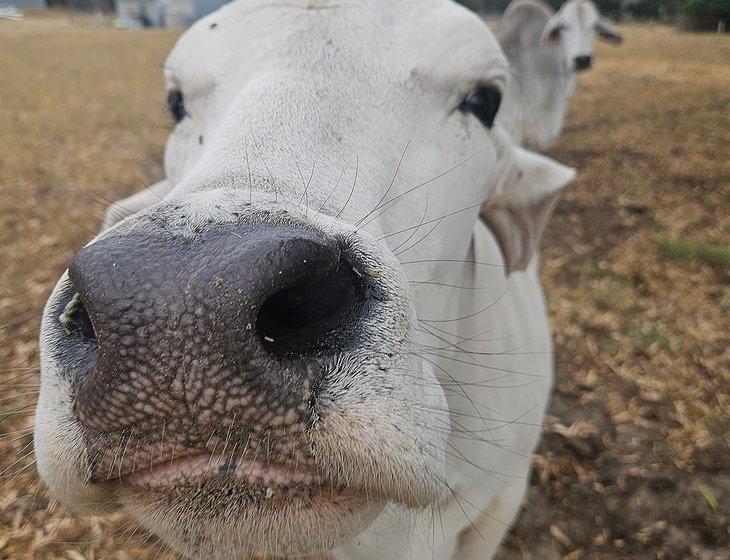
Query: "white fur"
35 1 577 559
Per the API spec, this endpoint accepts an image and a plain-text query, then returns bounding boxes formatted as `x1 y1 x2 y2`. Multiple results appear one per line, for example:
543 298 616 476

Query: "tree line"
458 0 729 30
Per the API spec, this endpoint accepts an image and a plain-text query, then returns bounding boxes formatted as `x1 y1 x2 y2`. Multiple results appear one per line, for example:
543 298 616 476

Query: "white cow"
494 0 622 149
35 1 576 559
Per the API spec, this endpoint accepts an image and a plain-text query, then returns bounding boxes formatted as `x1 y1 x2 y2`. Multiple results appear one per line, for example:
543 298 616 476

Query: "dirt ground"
0 13 728 560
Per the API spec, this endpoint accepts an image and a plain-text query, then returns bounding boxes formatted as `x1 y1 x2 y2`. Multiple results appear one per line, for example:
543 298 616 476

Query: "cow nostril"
59 293 97 342
574 55 592 71
256 257 366 357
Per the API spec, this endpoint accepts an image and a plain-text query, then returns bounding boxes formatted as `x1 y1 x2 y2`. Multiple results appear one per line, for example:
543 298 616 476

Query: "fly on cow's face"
167 89 186 123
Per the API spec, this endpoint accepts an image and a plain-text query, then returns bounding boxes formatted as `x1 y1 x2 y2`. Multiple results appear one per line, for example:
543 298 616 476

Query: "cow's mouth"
111 449 380 515
122 452 336 497
113 449 384 558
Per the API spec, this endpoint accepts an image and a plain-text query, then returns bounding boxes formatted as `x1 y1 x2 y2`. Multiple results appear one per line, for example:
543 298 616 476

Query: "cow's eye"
459 84 502 129
167 89 186 123
546 23 566 42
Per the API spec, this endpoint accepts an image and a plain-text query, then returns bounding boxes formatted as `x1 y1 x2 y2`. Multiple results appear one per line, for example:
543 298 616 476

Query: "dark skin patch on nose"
68 225 340 437
60 223 382 481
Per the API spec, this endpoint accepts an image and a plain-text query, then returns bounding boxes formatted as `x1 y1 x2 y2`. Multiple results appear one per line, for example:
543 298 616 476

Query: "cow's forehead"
564 0 599 24
164 0 507 94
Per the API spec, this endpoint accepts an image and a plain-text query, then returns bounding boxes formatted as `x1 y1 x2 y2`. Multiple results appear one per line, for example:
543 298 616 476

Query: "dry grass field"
1 13 728 560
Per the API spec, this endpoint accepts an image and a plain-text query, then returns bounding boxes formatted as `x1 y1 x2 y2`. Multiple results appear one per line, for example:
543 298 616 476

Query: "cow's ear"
480 147 576 273
542 17 564 44
595 19 622 43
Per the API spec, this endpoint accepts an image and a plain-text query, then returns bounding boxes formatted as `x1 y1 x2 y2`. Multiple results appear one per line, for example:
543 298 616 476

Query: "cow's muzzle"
56 223 378 479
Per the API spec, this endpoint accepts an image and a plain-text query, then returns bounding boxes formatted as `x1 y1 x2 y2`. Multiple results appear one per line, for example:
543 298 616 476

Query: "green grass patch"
581 263 627 282
698 484 718 513
659 239 730 269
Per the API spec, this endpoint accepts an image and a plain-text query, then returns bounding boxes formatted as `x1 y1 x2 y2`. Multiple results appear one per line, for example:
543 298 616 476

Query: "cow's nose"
574 55 592 71
62 224 368 436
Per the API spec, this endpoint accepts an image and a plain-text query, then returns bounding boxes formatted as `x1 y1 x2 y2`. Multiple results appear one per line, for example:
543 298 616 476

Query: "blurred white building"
0 0 46 8
115 0 229 28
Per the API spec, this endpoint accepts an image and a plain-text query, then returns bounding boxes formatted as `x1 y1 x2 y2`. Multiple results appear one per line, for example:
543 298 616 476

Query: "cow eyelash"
458 84 502 129
167 89 186 123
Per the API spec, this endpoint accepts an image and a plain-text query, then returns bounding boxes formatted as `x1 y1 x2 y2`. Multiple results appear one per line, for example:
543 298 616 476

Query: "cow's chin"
119 479 383 559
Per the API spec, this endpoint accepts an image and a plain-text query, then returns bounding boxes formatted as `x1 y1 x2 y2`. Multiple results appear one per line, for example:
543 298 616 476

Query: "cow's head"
35 1 574 558
542 0 622 73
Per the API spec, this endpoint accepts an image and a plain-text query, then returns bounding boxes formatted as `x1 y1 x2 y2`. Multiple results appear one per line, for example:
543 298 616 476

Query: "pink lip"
124 453 325 489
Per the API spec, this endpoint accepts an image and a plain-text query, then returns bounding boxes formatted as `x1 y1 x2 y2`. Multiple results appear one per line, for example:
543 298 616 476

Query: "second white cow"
494 0 622 149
